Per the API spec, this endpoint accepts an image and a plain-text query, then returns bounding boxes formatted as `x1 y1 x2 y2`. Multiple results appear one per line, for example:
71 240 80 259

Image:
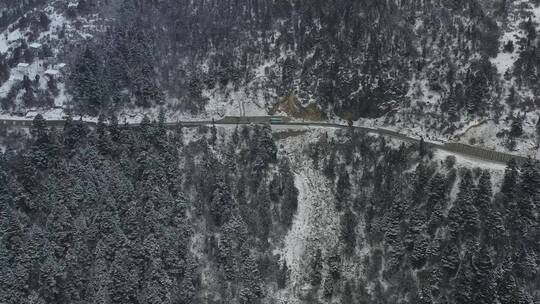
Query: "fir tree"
310 249 323 287
472 245 496 304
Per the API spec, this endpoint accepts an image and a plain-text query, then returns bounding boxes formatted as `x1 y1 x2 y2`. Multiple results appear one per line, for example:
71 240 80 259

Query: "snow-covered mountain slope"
0 0 103 115
272 127 512 304
3 120 538 304
1 2 539 303
1 0 540 158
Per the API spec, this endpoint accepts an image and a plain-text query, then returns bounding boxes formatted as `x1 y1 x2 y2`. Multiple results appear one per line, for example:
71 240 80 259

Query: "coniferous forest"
2 0 537 121
0 115 538 304
0 0 540 303
2 0 540 152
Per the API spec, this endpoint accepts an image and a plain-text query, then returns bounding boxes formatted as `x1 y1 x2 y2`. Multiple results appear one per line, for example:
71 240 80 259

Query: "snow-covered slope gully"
0 117 533 165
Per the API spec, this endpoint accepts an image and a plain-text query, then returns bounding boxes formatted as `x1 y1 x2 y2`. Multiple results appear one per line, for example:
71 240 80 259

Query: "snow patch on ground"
275 129 342 302
456 117 539 158
492 40 518 76
271 127 512 303
202 86 269 118
0 1 105 115
282 171 312 284
491 0 540 76
433 149 506 197
0 26 25 54
433 149 507 172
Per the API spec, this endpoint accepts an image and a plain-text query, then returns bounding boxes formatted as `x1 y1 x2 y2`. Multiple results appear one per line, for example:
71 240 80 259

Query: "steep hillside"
2 0 540 155
0 115 538 304
1 2 539 303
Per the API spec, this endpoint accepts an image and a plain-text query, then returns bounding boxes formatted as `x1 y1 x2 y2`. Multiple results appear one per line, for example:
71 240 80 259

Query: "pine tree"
453 259 474 304
385 198 403 248
412 162 430 206
63 217 91 303
46 202 74 257
71 47 107 114
96 114 110 154
497 260 525 304
510 116 524 138
440 242 460 276
63 116 88 151
0 55 9 83
410 234 429 269
171 122 184 147
513 160 540 247
472 245 496 304
278 159 298 227
141 259 173 304
536 116 540 140
503 40 515 53
210 178 234 226
506 86 517 107
523 17 537 45
39 249 65 303
109 114 120 142
449 170 479 239
475 170 492 222
276 261 289 289
502 159 519 197
210 123 217 146
341 208 358 255
419 137 427 157
111 249 138 304
310 249 323 287
29 114 52 170
342 281 354 304
255 125 277 164
155 108 168 149
30 114 48 141
427 173 447 235
405 206 426 251
485 201 506 245
0 218 22 303
336 170 351 210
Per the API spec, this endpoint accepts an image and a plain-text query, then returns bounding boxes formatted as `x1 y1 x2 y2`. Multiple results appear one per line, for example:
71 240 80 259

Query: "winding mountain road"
0 117 532 165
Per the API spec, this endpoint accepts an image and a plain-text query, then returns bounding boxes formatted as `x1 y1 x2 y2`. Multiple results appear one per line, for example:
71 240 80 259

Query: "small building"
55 63 67 71
16 62 29 74
44 69 60 80
24 42 42 59
29 42 42 49
14 62 39 80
